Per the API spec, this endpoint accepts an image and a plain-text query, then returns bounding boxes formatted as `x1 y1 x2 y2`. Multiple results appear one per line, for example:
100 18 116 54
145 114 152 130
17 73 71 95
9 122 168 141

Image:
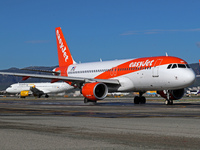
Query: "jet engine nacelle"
82 82 108 101
157 88 185 100
20 91 29 98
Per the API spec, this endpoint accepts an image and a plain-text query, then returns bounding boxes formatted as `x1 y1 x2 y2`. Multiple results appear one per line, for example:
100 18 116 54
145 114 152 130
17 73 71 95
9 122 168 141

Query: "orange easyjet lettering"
129 59 154 68
56 30 68 62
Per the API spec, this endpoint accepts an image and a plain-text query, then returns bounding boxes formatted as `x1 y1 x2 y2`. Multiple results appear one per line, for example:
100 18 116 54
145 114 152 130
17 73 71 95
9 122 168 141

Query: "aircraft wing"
0 72 120 85
30 87 44 95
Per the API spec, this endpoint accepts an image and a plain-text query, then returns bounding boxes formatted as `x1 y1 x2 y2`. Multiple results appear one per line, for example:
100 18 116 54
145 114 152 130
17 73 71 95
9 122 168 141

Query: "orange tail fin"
55 27 76 67
199 60 200 67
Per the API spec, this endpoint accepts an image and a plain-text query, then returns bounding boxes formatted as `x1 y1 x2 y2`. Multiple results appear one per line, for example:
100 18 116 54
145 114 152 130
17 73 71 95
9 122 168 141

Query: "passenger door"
152 59 163 77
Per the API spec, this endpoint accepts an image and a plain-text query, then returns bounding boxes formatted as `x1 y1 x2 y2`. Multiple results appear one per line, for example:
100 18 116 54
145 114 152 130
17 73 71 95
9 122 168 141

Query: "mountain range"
0 63 199 91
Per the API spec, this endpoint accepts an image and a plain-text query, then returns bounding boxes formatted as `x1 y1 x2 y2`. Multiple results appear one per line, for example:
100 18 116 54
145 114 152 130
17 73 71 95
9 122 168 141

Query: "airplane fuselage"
6 82 73 94
54 56 195 92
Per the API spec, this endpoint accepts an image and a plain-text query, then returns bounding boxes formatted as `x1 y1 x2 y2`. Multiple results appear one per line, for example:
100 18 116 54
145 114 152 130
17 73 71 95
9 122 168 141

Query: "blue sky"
0 0 199 69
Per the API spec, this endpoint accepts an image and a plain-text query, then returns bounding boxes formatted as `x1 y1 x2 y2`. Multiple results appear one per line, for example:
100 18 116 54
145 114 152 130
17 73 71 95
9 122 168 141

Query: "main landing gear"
84 98 97 104
134 92 146 104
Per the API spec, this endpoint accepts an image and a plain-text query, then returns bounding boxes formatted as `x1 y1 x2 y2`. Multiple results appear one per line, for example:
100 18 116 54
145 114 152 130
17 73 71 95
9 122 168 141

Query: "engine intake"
82 82 108 101
157 88 185 100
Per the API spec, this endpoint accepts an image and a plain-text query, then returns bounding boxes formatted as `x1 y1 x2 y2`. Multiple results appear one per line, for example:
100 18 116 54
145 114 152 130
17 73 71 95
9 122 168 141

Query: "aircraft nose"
184 69 196 86
6 88 11 93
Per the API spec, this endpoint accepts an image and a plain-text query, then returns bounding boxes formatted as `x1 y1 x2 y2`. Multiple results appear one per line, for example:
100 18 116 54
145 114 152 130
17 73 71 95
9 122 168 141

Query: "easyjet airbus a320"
0 27 196 105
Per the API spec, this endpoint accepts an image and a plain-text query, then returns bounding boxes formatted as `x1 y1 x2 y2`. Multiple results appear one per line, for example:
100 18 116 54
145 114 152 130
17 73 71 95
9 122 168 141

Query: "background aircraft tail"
55 27 76 67
199 60 200 67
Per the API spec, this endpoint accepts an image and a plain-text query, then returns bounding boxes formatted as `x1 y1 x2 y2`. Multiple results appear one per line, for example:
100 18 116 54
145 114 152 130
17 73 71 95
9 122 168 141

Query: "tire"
140 96 146 104
134 96 140 104
169 100 173 105
165 100 169 105
84 98 88 103
165 100 173 105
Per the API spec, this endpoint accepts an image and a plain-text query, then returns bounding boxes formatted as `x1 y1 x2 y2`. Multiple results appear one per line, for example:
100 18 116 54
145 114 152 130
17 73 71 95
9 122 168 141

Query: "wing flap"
21 68 60 75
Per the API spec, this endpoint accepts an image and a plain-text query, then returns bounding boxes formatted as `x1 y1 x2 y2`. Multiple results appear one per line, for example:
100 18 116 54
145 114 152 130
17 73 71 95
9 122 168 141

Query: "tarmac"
0 97 200 149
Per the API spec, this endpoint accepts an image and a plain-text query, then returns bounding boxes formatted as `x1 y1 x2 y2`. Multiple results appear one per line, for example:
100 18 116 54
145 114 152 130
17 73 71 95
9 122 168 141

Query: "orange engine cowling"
82 82 108 101
157 88 184 100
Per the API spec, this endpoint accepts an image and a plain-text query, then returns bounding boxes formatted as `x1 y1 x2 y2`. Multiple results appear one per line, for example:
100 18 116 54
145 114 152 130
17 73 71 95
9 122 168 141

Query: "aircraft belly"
129 71 155 91
129 70 170 91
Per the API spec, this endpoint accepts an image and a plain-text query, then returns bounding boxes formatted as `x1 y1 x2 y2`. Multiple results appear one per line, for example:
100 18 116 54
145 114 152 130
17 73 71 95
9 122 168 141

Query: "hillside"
0 63 199 91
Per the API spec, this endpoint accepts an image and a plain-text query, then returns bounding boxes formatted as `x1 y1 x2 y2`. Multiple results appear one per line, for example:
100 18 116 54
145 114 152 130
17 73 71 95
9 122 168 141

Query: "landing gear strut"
134 92 146 104
164 90 173 105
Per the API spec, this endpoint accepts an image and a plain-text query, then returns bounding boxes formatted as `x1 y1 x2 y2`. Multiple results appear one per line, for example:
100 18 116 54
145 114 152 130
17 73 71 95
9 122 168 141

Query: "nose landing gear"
164 90 174 105
165 100 173 105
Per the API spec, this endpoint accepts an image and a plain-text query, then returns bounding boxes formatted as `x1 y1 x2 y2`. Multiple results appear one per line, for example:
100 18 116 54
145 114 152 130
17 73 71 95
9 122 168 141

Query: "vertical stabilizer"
199 60 200 73
199 60 200 67
55 27 76 67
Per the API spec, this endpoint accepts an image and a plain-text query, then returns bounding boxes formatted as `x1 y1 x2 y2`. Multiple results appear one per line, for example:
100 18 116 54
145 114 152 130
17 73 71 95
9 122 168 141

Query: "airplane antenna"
165 52 168 56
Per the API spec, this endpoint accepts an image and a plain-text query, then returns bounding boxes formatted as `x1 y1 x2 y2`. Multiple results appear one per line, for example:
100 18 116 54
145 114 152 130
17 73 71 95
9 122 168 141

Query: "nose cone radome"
183 69 196 87
6 88 12 93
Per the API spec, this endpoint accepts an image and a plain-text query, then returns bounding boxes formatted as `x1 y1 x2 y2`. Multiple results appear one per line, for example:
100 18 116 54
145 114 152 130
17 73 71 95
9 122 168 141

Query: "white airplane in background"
0 27 196 105
6 82 74 98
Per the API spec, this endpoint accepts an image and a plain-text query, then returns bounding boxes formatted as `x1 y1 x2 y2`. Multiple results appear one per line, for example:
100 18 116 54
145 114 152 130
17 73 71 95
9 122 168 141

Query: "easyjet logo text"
56 30 68 62
129 59 154 68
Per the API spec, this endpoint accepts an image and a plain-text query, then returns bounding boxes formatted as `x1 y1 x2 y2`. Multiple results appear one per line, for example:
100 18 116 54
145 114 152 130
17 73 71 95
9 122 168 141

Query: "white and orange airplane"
0 27 196 105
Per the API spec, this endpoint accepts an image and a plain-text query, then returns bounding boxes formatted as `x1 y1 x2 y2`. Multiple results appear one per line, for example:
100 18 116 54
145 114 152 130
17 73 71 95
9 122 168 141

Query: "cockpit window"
172 64 177 69
167 64 172 69
168 63 190 69
178 64 186 68
186 64 190 68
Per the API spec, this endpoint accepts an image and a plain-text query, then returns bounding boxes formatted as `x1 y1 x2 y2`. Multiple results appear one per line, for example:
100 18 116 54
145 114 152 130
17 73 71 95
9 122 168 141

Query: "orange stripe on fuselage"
95 56 187 79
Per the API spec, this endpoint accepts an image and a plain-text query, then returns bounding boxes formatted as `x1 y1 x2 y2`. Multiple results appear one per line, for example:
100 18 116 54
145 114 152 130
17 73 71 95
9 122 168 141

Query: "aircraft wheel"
165 100 173 105
165 100 170 105
84 98 97 105
84 98 88 103
169 100 173 105
140 96 146 104
134 96 140 104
